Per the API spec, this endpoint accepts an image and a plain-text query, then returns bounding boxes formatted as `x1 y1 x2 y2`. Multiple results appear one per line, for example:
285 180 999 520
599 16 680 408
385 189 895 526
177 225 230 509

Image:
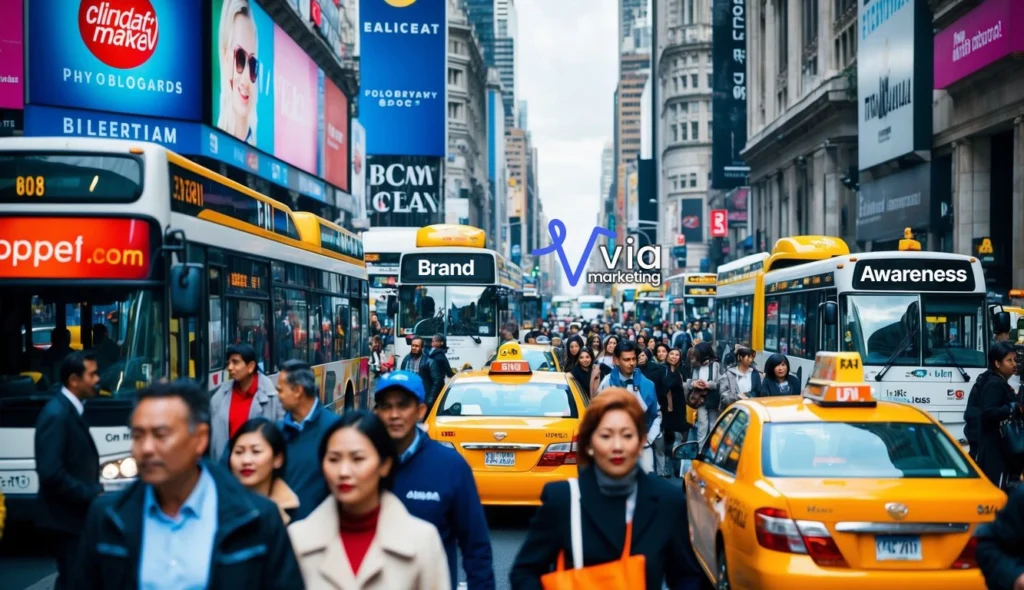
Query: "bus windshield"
399 285 497 337
842 294 986 367
0 288 165 398
635 300 664 324
682 297 713 321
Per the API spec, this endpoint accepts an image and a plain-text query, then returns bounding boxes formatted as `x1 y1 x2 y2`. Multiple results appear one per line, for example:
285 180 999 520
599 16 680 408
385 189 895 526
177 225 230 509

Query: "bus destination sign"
400 253 496 285
851 259 976 292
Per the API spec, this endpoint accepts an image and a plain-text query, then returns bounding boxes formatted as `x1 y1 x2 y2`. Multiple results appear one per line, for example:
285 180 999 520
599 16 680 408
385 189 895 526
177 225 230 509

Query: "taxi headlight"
100 457 138 480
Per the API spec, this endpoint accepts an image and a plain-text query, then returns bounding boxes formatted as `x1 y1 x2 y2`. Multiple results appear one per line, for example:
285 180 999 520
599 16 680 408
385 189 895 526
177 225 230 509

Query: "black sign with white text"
400 253 496 285
851 259 976 292
711 0 750 189
367 155 443 228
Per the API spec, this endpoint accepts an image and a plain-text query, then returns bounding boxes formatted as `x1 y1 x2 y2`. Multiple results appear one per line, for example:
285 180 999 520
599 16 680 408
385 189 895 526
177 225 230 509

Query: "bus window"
350 301 363 358
789 294 807 358
765 299 780 351
843 295 919 366
447 286 497 337
399 286 445 337
274 288 308 368
922 295 986 368
228 299 269 373
209 268 224 371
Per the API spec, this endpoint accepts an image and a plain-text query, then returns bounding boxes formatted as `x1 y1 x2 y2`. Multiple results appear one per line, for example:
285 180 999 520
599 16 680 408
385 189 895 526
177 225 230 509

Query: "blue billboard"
24 105 201 151
359 0 446 157
28 0 203 121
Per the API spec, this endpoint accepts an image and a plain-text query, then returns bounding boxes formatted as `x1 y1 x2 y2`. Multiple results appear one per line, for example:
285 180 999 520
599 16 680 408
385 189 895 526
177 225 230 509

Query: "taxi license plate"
875 535 922 561
485 452 515 467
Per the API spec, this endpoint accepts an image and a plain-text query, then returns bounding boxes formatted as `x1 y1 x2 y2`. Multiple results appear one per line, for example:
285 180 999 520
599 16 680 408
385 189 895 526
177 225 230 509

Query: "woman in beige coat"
288 410 450 590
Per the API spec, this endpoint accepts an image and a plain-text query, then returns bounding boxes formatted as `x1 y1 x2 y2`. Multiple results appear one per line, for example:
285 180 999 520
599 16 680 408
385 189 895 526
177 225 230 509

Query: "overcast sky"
517 0 618 295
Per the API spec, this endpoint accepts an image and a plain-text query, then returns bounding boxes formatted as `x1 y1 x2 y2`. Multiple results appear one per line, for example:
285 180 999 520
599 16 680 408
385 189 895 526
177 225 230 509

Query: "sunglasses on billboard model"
234 46 259 83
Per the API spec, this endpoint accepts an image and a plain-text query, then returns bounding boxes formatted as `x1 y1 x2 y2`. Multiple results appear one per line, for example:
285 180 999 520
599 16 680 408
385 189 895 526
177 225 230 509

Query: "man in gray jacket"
209 344 284 462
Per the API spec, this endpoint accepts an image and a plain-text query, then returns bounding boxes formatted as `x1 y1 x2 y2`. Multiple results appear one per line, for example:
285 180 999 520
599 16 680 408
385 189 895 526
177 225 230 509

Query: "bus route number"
172 174 205 207
15 175 45 197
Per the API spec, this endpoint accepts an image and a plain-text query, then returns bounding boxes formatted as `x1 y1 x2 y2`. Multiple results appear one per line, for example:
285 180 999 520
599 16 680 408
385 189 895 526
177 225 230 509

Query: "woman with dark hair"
761 353 801 396
684 342 722 445
974 341 1023 488
563 334 586 373
571 349 608 398
719 347 762 409
653 342 669 364
597 335 619 369
510 389 703 590
659 348 689 477
288 411 450 589
588 333 603 358
228 417 299 523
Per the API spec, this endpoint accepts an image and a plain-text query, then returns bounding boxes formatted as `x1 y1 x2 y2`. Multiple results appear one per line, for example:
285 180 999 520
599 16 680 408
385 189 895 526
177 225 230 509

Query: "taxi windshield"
486 348 557 371
437 382 578 418
762 422 976 479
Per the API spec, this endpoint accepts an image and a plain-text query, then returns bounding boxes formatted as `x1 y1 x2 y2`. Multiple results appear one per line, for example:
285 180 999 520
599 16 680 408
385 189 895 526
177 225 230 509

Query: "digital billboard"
321 74 350 191
0 0 23 110
28 0 203 121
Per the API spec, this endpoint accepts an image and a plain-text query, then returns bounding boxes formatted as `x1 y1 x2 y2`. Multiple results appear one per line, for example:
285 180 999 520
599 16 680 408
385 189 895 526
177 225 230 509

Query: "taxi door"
686 408 740 568
700 410 751 584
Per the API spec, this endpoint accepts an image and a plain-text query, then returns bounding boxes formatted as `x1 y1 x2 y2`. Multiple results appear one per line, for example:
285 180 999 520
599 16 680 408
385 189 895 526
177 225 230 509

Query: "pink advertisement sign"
0 0 23 109
935 0 1024 89
273 27 318 174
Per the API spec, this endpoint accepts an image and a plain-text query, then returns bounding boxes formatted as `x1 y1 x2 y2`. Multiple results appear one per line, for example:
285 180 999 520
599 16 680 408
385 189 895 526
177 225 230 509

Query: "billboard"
711 0 750 189
856 163 932 242
321 74 350 191
351 118 367 219
359 0 446 156
24 105 202 151
0 0 23 110
680 198 704 244
934 0 1024 89
367 155 443 227
858 0 933 171
28 0 203 121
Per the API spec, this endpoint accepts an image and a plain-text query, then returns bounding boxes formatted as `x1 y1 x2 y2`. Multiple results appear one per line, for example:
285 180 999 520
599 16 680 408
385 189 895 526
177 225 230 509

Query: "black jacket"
34 392 102 534
976 486 1024 590
761 374 802 397
74 463 303 590
509 467 704 590
975 375 1022 487
400 352 442 400
964 369 999 446
429 346 454 380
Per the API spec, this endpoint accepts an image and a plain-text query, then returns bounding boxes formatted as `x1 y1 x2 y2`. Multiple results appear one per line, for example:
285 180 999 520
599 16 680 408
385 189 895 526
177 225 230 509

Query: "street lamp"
629 219 659 249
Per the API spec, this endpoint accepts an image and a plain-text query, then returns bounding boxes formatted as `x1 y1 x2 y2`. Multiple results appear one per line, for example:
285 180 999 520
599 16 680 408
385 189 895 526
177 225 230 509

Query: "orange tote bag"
541 478 646 590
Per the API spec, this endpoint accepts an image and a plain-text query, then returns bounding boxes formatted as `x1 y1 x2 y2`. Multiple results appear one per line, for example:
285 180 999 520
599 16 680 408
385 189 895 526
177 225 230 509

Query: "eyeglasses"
233 46 259 83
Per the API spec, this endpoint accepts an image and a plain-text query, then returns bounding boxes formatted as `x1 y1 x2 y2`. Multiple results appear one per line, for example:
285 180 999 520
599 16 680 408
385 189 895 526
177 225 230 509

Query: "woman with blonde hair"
217 0 260 143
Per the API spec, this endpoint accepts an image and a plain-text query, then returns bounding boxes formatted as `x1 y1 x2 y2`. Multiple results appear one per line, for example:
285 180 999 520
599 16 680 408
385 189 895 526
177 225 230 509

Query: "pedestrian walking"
684 342 722 446
429 333 454 401
400 337 442 402
35 352 103 590
719 347 762 409
208 344 284 463
597 340 662 473
659 348 690 477
974 341 1024 489
965 361 1004 458
976 486 1024 590
509 389 704 590
228 417 299 523
76 380 302 589
288 411 451 590
277 359 341 521
373 371 496 590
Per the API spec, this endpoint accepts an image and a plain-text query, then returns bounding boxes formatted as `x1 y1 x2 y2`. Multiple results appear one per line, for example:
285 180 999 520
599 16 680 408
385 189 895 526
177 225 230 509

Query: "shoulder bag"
1000 418 1024 458
541 478 646 590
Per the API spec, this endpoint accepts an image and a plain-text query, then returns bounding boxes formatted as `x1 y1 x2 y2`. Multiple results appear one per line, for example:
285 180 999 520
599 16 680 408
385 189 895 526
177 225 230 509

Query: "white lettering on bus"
858 266 969 283
418 259 476 277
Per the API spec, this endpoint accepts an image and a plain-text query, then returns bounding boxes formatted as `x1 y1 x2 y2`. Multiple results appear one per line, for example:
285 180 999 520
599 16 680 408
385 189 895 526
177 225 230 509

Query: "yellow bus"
610 282 641 321
664 272 717 324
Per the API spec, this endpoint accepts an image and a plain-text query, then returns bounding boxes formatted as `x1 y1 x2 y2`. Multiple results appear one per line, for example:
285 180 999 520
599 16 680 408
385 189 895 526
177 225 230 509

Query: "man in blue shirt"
374 371 495 590
76 380 301 589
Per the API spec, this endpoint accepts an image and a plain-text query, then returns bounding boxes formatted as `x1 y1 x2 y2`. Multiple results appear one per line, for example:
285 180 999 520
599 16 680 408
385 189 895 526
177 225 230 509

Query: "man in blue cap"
374 371 495 590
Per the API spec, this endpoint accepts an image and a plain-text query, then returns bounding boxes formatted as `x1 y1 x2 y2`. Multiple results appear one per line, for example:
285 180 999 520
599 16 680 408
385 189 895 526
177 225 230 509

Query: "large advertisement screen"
359 0 446 157
0 217 152 280
321 75 350 191
0 0 23 110
711 0 749 189
28 0 203 121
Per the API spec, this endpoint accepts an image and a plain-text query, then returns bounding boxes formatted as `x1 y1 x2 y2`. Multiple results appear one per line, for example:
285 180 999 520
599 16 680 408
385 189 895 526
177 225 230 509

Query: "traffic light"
531 265 540 278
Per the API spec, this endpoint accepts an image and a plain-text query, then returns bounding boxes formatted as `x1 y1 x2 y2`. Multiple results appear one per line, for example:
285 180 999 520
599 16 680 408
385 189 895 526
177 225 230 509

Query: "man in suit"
34 351 103 590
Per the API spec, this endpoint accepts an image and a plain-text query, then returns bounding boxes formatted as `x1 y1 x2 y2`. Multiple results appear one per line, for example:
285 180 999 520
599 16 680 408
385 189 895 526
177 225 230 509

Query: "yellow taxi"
484 343 561 372
426 341 585 505
680 351 1005 590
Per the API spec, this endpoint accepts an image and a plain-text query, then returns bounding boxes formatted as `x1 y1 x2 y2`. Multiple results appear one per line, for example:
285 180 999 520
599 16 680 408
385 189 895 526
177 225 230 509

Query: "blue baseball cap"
374 370 426 404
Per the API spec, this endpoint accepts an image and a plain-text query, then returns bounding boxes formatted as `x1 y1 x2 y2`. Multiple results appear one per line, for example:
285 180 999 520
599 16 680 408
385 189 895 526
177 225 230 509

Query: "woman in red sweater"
287 410 450 589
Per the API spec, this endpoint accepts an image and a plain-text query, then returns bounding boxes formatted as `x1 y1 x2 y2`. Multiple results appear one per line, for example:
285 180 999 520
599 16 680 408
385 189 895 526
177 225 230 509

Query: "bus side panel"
752 274 765 351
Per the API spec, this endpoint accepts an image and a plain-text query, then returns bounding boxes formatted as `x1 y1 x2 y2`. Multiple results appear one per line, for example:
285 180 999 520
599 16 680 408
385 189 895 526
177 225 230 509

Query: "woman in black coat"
510 389 704 590
975 342 1023 488
760 353 801 396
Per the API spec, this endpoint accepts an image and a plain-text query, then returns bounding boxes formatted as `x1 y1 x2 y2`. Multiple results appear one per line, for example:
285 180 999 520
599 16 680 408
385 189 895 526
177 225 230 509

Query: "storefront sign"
856 163 931 242
934 0 1024 89
0 217 152 280
857 0 933 170
711 0 750 188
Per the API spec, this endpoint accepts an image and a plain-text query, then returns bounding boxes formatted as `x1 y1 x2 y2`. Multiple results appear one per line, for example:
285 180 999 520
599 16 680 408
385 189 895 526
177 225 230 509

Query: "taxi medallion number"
485 452 515 467
875 535 922 561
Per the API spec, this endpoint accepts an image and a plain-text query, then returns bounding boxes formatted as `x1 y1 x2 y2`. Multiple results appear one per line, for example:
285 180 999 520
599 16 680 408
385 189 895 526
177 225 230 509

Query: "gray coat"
209 373 285 462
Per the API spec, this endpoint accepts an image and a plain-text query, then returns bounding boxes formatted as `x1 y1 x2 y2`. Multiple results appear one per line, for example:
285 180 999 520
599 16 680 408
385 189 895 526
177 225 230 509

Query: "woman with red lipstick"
288 410 450 589
228 417 299 524
510 389 705 590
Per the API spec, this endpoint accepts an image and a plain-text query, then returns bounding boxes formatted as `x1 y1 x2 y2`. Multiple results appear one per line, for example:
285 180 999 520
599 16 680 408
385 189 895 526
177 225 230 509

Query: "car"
426 341 587 506
485 343 561 372
678 351 1006 590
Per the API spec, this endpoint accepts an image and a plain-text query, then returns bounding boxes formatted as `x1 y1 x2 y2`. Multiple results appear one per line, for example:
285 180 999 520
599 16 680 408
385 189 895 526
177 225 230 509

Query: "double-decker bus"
362 227 418 331
633 284 667 325
715 233 987 440
0 138 369 521
394 225 523 370
665 272 717 324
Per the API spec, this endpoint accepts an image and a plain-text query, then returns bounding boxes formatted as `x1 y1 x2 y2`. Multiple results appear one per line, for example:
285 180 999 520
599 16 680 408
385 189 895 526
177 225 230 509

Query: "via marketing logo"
532 220 664 288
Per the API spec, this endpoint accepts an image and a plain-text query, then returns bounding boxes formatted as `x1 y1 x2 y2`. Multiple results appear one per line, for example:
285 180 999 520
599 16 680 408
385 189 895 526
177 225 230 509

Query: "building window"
681 123 688 141
448 102 464 121
671 124 678 142
685 0 695 24
680 101 689 113
691 121 699 140
681 75 688 89
691 74 699 88
707 74 712 89
689 173 697 188
802 0 819 85
448 67 464 88
776 0 789 74
673 77 679 92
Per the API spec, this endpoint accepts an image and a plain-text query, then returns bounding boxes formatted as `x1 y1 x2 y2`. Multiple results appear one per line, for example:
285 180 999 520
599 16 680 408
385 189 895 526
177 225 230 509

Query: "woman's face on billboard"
230 14 257 118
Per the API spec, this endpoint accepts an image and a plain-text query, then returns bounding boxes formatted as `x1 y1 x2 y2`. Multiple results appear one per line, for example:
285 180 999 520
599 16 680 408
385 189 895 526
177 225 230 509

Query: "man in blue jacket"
597 339 662 472
374 371 495 590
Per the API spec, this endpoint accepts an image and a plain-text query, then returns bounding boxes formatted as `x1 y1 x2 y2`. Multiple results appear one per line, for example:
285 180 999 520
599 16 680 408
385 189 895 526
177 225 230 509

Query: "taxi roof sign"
490 342 532 375
802 352 877 407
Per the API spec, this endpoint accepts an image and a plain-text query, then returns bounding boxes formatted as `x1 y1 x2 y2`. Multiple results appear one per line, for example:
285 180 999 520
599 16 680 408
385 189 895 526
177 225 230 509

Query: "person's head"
229 417 287 492
636 334 647 349
614 339 638 376
764 353 790 380
576 349 594 369
636 347 650 366
551 335 563 347
373 370 427 444
589 334 601 350
577 388 647 477
320 410 397 513
217 0 259 136
567 336 582 357
131 380 211 487
692 341 716 365
60 352 100 399
735 347 755 369
603 335 619 355
526 332 538 344
432 333 447 350
92 324 109 343
410 337 424 356
276 359 318 414
989 341 1017 379
371 335 382 351
226 343 257 383
665 348 681 368
654 342 669 362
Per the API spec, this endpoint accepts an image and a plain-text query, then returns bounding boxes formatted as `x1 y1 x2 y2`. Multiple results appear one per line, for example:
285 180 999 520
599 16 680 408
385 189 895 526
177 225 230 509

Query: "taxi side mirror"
993 311 1011 334
822 301 838 326
673 441 699 461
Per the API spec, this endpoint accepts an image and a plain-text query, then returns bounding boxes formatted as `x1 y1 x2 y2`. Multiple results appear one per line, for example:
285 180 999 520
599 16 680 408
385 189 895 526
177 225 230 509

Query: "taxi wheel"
715 545 730 590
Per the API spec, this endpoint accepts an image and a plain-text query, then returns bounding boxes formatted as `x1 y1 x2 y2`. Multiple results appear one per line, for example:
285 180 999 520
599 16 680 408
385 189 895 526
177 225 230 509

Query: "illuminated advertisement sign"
321 74 350 191
351 118 367 219
24 105 202 150
0 217 152 280
28 0 203 121
0 0 23 110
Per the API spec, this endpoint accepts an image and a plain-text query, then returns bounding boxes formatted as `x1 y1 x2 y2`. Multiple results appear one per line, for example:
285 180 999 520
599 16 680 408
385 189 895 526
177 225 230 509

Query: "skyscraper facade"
466 0 518 130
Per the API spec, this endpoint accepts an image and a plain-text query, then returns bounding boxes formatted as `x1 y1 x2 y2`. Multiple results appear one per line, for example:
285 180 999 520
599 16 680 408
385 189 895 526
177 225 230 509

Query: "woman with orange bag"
509 388 706 590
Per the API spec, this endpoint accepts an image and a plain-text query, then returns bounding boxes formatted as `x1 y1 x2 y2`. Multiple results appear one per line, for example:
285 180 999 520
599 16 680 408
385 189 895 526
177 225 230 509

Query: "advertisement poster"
679 198 704 245
351 118 367 219
29 0 203 121
359 0 446 157
711 0 750 189
934 0 1024 89
367 155 443 227
322 75 350 191
0 0 23 109
0 217 152 280
273 27 318 173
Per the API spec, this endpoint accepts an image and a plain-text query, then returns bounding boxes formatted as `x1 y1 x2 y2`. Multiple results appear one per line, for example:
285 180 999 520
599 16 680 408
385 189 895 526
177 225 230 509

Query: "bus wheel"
344 384 355 413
